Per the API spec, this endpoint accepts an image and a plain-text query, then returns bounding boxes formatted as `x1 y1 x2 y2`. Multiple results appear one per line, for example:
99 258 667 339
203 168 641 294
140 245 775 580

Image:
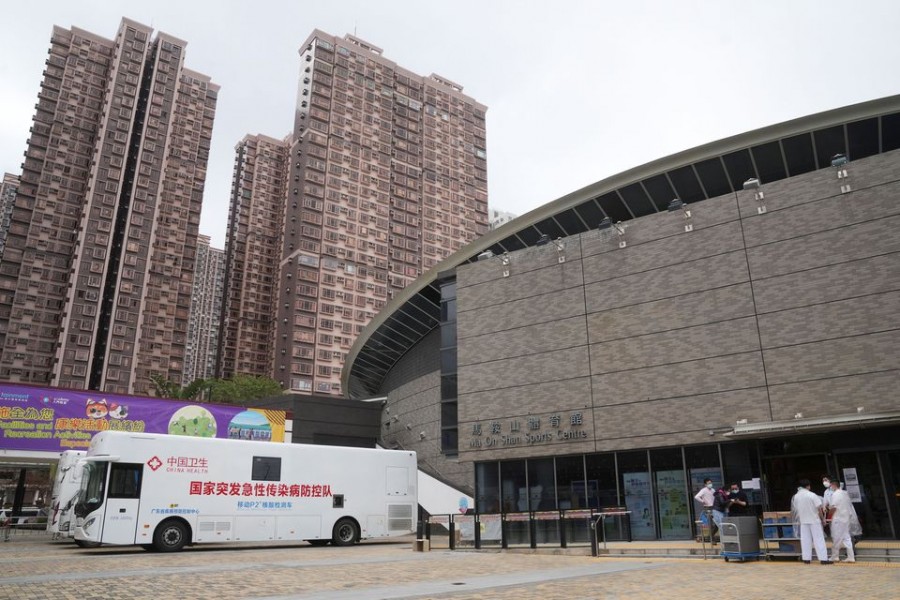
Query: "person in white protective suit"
827 477 862 563
791 479 832 564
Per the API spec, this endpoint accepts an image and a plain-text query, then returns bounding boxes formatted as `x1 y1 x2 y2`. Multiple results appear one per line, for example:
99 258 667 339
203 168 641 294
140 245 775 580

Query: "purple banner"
0 383 286 453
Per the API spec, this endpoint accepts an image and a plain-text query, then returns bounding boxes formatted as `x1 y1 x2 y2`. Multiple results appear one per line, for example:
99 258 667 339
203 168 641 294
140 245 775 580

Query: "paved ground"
1 533 897 600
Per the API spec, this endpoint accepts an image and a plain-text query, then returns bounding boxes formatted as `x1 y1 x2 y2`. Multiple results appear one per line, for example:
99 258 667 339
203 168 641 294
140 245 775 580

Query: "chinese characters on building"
468 411 588 448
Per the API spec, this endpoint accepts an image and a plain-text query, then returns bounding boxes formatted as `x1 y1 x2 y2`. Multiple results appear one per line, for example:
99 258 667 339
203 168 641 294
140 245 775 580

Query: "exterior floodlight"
535 233 550 246
612 222 626 248
667 198 684 212
477 250 494 261
831 153 848 167
598 217 612 230
500 253 510 266
554 237 566 263
743 178 760 190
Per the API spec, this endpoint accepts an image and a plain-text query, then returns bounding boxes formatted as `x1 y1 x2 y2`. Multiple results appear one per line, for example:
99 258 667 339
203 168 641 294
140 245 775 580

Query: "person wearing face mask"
725 483 750 516
821 475 835 511
791 479 832 564
821 475 835 537
827 478 861 563
694 478 716 541
711 484 731 539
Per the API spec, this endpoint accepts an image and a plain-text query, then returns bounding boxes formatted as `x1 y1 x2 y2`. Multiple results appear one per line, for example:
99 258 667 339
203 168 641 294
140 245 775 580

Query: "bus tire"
307 539 330 546
332 518 359 546
153 519 189 552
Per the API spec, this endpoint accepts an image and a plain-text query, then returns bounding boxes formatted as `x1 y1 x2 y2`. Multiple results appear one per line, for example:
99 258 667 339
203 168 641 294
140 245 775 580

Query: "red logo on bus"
147 456 163 471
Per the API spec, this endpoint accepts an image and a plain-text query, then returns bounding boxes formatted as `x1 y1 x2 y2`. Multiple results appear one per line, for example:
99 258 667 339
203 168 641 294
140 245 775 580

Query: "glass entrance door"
834 451 894 539
763 454 829 514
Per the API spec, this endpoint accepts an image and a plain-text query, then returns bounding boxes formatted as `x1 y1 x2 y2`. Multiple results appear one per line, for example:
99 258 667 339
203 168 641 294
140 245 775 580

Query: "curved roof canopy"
344 95 900 398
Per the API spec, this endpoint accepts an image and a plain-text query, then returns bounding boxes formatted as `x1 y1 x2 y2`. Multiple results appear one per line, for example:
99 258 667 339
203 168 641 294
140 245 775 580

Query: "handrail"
694 508 715 559
593 511 631 555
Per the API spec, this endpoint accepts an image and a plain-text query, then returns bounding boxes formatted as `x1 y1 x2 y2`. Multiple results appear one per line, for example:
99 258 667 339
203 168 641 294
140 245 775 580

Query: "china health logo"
147 456 163 471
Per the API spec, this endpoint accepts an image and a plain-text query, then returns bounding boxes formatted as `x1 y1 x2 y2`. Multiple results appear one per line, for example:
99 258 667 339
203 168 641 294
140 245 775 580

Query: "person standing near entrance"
726 483 750 515
712 484 730 536
694 478 715 541
828 478 861 563
791 479 832 564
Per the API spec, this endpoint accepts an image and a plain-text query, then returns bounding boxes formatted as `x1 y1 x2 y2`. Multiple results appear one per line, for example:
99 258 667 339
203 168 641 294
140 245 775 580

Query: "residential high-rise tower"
218 134 290 380
0 173 19 259
0 18 218 394
183 234 226 385
271 31 489 395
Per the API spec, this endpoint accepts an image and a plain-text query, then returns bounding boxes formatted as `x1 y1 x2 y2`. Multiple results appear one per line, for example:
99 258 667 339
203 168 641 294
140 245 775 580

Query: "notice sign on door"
842 467 862 502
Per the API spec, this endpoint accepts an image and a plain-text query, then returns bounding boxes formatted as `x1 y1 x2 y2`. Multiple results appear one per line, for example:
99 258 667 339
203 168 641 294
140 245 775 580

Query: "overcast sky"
2 1 898 248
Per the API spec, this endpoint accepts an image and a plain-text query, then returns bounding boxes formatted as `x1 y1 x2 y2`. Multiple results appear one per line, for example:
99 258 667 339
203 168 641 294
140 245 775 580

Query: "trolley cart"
720 516 763 562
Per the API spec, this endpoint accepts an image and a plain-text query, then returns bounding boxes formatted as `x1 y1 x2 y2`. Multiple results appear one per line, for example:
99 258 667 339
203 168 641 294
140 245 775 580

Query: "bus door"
101 462 143 544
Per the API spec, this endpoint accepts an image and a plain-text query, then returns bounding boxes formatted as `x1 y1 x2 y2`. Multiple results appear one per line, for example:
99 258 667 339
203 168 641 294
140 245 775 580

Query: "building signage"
467 411 588 449
0 383 286 453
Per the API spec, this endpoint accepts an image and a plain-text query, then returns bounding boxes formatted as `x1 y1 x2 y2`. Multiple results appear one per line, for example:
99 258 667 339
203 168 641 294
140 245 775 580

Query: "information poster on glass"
656 470 691 539
689 468 723 497
623 471 654 539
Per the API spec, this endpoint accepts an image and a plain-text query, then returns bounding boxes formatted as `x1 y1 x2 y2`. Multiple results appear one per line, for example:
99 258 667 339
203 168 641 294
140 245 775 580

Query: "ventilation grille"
388 503 413 531
199 520 232 532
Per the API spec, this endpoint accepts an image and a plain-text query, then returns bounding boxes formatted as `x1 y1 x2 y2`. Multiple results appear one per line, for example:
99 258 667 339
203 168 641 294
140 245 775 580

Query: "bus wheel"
74 539 100 548
307 539 330 546
153 519 188 552
332 518 359 546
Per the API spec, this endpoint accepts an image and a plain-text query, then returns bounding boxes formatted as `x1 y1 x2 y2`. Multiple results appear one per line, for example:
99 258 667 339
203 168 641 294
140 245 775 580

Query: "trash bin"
720 516 761 562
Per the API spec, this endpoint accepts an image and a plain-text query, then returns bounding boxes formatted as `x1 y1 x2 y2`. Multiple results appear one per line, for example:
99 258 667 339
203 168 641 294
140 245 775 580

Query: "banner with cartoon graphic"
0 383 286 453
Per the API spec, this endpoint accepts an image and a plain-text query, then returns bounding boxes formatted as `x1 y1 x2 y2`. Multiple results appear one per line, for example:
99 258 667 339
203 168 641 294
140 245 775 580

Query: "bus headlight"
83 517 96 533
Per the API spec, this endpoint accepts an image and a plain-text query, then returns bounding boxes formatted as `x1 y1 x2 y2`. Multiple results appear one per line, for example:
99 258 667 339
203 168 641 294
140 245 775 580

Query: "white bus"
47 450 86 539
73 431 417 552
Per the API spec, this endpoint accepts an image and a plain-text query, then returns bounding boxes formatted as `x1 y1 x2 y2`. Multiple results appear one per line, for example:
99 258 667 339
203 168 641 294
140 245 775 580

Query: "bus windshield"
74 462 107 518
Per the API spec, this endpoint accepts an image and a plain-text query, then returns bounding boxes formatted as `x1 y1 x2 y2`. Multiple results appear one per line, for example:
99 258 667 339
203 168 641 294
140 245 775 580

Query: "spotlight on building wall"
535 233 550 246
794 412 804 419
500 252 510 278
744 178 766 214
614 222 626 248
477 250 494 261
832 153 851 192
599 217 626 247
668 198 693 231
419 431 426 440
554 237 566 263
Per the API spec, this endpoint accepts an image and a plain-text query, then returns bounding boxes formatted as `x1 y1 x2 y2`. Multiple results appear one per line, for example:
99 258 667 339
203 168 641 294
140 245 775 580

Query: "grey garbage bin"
720 516 761 562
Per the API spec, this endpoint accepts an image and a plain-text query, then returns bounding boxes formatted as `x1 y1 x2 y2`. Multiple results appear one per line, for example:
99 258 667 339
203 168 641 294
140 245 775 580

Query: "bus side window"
252 456 282 482
108 463 143 499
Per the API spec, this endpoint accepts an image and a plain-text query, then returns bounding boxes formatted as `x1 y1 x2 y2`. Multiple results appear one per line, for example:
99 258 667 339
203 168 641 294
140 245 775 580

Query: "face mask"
706 483 714 489
730 489 738 494
823 481 830 488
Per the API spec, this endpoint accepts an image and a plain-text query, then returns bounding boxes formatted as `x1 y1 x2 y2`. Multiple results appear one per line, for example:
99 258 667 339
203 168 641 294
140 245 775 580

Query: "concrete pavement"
1 532 897 599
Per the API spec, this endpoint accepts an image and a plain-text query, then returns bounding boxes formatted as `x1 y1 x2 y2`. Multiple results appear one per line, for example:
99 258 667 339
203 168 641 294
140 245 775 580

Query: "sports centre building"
344 95 900 540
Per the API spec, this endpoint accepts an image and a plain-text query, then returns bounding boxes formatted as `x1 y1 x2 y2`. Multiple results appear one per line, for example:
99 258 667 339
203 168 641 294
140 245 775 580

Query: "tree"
207 375 283 405
148 373 282 405
148 374 210 400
